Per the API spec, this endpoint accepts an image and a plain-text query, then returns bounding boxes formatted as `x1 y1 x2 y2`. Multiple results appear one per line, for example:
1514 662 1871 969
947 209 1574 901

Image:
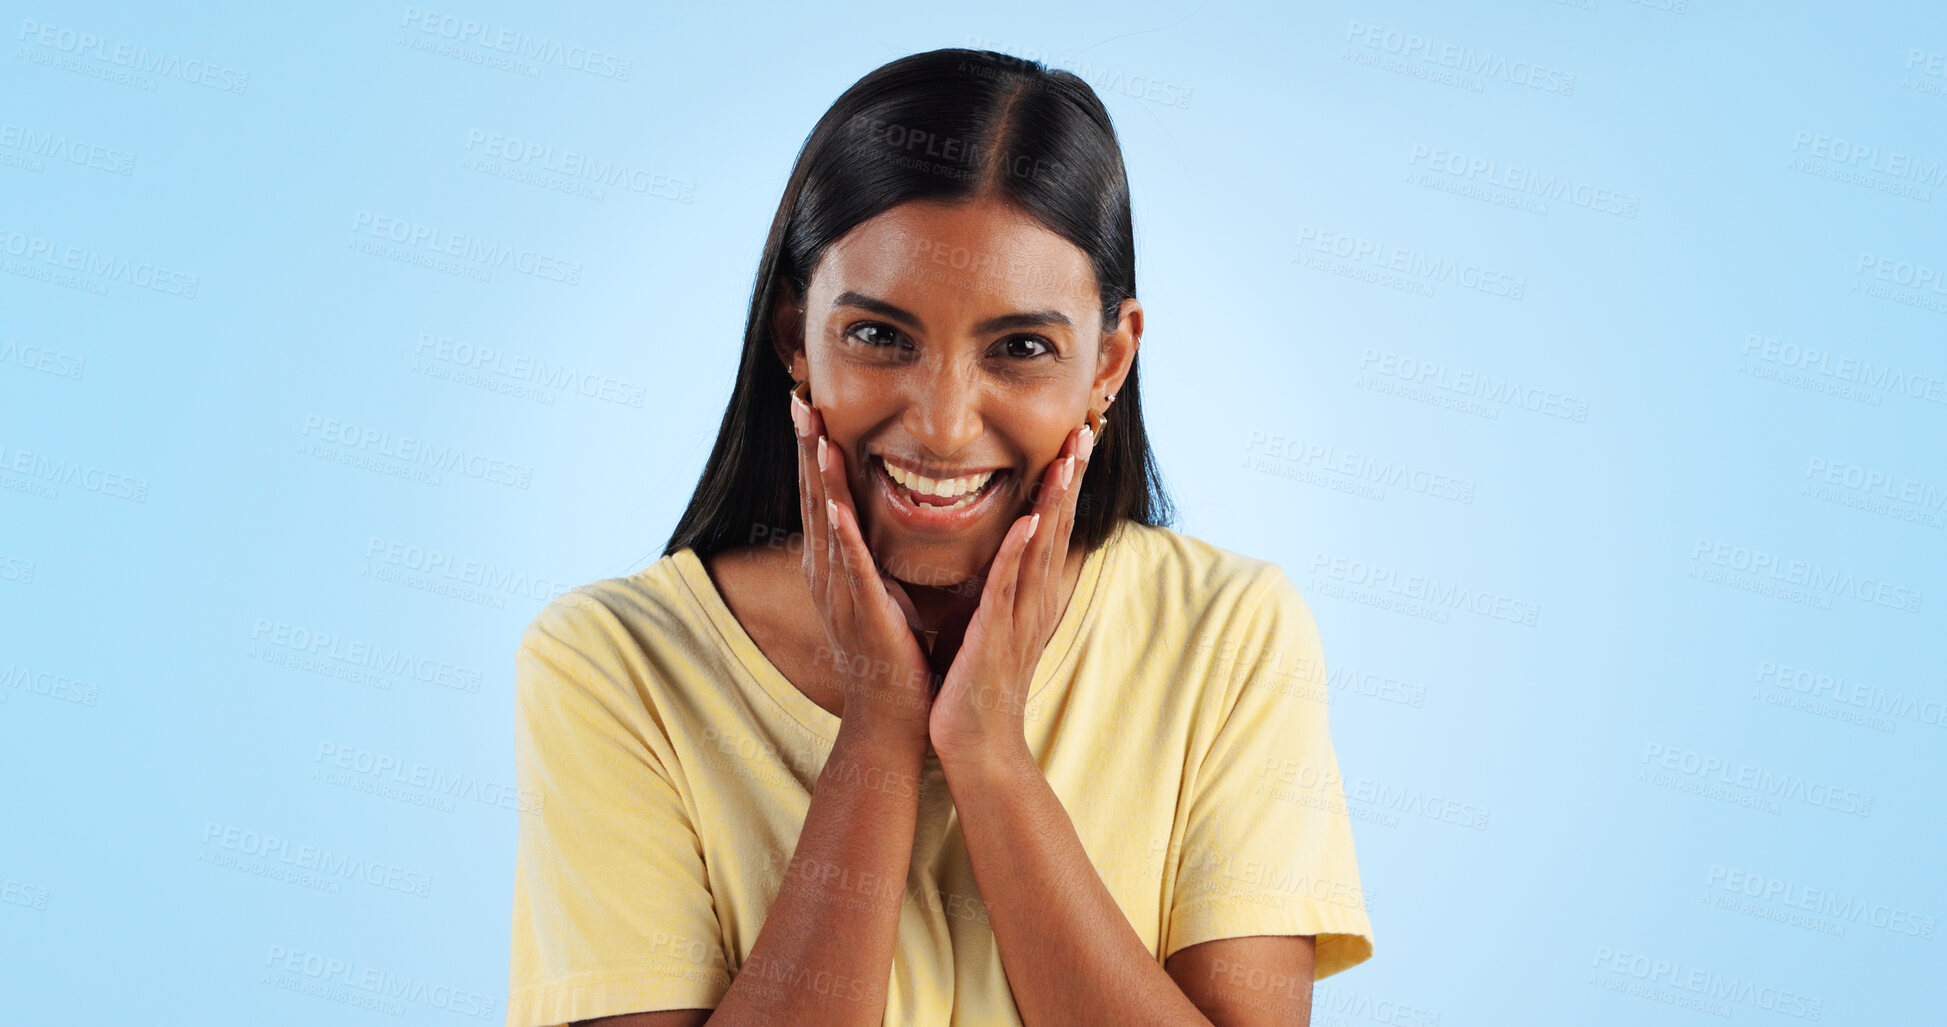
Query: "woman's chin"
869 535 994 595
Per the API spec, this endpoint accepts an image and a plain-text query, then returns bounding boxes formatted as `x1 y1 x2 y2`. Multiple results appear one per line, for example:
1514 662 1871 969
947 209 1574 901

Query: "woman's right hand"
791 388 936 746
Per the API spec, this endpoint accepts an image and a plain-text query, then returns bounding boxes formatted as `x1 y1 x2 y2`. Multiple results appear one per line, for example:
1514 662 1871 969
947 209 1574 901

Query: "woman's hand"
792 390 936 747
928 421 1097 769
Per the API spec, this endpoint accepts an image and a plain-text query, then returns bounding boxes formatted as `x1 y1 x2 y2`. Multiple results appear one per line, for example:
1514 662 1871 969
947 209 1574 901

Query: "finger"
980 511 1038 627
819 436 865 627
825 494 871 653
795 400 830 595
821 437 909 660
830 486 931 709
823 491 859 663
1018 435 1074 628
809 419 841 614
792 405 846 678
791 395 813 565
1050 424 1093 618
831 497 917 663
882 571 926 641
804 415 857 673
813 436 868 674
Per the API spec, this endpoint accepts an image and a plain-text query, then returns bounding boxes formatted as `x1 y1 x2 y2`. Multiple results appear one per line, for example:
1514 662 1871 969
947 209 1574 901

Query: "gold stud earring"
1087 394 1117 433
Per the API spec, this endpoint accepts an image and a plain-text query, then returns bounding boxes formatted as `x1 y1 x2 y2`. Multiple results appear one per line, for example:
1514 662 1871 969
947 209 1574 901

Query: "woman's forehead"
813 202 1097 319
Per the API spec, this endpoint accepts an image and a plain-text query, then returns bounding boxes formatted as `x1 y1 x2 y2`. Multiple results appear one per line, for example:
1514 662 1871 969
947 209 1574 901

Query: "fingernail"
1027 513 1041 540
826 498 838 520
790 393 809 437
816 435 828 471
1077 425 1095 460
1060 454 1075 488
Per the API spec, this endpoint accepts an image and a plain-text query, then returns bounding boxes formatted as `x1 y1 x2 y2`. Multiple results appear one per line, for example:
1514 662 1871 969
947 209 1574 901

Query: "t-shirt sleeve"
1163 564 1376 979
507 589 732 1027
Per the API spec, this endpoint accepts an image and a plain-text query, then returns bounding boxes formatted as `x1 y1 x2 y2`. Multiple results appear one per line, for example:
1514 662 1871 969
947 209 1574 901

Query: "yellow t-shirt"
505 520 1375 1026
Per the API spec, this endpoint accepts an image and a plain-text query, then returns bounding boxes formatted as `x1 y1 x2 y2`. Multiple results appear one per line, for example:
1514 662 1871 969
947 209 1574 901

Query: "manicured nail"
1027 513 1041 540
790 393 809 437
826 498 838 521
816 435 828 471
1077 425 1095 460
1060 454 1075 488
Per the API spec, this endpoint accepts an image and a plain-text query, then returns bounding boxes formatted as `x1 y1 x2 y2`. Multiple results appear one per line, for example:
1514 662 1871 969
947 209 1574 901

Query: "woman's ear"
770 279 806 374
1092 297 1143 403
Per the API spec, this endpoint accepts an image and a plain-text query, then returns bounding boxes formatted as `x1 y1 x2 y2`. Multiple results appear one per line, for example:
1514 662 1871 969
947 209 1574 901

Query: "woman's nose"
900 370 984 457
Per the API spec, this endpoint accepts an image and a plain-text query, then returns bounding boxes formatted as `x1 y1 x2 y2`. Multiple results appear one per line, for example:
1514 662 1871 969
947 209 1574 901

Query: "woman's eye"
999 335 1054 359
848 323 906 349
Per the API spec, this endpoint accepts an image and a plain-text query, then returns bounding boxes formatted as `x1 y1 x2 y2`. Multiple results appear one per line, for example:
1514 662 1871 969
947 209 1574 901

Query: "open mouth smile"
870 456 1015 533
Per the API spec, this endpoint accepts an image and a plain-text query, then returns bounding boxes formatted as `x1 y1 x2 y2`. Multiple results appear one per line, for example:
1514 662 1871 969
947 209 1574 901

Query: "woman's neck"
897 578 981 670
892 544 1089 673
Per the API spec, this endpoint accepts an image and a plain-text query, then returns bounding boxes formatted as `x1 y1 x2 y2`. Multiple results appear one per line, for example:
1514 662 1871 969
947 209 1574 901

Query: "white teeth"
882 461 995 498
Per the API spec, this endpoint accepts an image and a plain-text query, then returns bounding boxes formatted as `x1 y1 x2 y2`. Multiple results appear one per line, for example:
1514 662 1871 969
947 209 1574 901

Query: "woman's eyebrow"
833 290 1073 334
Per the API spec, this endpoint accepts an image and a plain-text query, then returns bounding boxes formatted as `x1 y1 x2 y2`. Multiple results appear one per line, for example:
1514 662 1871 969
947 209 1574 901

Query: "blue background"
4 1 1942 1022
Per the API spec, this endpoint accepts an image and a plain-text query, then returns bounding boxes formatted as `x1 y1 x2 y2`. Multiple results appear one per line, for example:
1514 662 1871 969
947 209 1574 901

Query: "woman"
506 48 1374 1027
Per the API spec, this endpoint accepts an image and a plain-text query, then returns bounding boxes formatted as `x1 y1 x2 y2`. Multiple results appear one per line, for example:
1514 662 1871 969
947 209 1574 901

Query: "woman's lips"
869 456 1013 534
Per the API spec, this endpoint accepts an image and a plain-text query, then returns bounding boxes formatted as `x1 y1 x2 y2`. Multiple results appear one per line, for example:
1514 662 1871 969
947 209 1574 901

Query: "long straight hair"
662 48 1174 562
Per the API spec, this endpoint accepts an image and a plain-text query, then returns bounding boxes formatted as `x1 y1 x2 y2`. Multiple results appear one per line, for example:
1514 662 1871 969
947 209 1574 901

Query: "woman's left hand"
929 421 1097 769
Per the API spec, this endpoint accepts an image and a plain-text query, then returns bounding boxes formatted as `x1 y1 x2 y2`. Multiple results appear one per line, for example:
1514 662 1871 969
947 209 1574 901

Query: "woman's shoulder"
1099 524 1324 716
1107 521 1300 616
516 550 706 657
512 555 722 771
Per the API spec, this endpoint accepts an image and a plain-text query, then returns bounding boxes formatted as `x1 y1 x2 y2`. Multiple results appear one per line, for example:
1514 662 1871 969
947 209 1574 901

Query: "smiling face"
776 194 1140 588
